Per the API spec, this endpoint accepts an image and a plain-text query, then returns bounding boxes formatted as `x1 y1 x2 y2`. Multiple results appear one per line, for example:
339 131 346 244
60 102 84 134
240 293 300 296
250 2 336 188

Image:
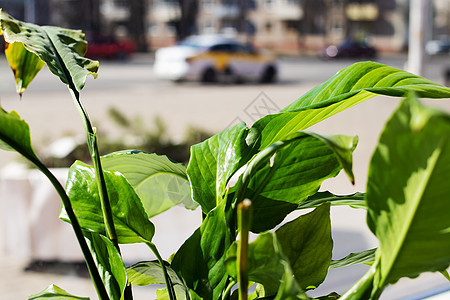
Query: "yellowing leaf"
4 41 45 95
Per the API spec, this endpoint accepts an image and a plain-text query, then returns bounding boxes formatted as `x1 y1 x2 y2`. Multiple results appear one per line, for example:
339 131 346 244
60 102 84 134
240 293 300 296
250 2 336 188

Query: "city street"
0 54 450 299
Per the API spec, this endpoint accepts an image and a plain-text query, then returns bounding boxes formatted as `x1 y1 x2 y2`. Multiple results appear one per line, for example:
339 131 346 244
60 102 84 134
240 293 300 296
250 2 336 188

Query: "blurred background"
0 0 449 299
0 0 449 56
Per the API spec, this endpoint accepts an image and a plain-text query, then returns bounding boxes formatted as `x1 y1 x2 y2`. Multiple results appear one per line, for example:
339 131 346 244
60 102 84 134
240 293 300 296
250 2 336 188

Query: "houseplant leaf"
246 132 357 203
243 132 357 232
187 122 250 213
61 161 155 244
298 191 366 210
275 203 333 290
171 200 232 300
0 9 98 93
225 231 308 299
127 261 178 286
0 107 38 160
252 61 450 150
329 248 376 270
127 261 190 299
28 284 89 300
367 94 450 296
84 232 127 300
225 231 292 296
274 260 309 300
4 41 45 95
102 150 196 217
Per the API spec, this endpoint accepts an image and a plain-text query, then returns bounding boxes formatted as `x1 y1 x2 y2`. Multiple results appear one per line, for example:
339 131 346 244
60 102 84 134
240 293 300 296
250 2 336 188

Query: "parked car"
321 39 378 59
86 35 136 60
153 34 278 83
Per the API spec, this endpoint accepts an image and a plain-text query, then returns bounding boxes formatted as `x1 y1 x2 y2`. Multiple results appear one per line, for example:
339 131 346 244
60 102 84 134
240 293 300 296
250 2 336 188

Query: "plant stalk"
147 242 177 300
222 280 237 300
237 199 252 300
90 130 119 247
339 260 378 300
32 158 110 299
69 89 119 247
69 89 125 298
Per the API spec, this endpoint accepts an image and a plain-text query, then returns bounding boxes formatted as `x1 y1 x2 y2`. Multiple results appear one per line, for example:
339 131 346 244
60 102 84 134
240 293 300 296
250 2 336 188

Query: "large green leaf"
4 41 45 95
127 261 190 299
101 150 196 218
0 9 98 93
61 161 155 244
187 122 251 213
298 191 366 210
171 200 232 300
84 232 127 300
28 284 89 300
274 260 309 300
251 62 450 150
225 232 308 299
329 248 376 270
0 107 38 159
366 95 450 295
246 132 356 203
243 132 357 232
276 203 332 290
225 232 291 296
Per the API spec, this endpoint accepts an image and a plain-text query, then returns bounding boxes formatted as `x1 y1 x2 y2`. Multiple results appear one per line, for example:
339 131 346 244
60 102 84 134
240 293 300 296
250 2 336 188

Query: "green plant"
1 10 450 300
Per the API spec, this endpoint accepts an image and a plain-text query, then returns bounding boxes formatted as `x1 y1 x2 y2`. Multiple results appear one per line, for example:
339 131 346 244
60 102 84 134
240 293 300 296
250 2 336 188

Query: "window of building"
286 0 300 6
148 22 159 36
264 0 274 9
284 20 300 32
202 0 215 12
202 20 216 33
165 23 176 36
265 22 273 33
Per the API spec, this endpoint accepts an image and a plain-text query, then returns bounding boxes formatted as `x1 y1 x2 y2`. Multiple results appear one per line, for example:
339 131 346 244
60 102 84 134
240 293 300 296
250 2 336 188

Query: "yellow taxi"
153 34 278 83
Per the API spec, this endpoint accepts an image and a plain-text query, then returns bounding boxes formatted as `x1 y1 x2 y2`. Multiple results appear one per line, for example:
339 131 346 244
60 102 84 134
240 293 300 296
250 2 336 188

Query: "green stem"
32 158 110 300
147 242 177 300
222 280 237 300
69 89 125 298
339 260 378 300
69 89 118 247
90 130 118 246
237 199 252 300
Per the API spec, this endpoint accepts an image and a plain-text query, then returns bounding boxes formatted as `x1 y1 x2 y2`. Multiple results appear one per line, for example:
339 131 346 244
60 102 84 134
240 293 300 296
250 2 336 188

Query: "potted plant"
0 9 449 300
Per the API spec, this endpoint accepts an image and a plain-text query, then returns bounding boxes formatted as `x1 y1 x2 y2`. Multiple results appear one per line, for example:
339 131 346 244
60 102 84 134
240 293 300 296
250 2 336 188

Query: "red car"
86 36 136 60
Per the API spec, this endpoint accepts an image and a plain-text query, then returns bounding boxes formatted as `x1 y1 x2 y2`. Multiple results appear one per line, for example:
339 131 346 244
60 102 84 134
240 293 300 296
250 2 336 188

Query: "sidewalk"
0 254 96 299
0 254 158 299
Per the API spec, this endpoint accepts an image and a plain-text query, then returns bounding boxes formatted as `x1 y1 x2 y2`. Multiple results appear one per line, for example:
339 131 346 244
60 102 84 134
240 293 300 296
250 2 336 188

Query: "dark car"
321 39 377 59
86 35 136 60
426 39 450 55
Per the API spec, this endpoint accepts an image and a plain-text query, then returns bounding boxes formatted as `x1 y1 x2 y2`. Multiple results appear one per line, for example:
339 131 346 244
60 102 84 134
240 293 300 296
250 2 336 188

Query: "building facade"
1 0 449 54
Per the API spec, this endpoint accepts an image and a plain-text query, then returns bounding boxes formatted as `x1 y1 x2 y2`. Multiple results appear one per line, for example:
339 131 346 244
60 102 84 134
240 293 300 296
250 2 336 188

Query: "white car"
153 35 278 83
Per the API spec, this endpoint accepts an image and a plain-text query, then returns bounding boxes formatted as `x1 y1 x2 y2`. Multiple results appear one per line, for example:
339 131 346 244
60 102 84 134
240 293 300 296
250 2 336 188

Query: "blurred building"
144 0 444 54
1 0 449 54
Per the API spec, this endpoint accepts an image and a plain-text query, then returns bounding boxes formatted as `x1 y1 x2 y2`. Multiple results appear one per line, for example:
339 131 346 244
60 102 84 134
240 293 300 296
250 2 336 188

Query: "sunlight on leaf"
102 151 196 218
4 41 45 95
28 284 89 300
276 203 332 290
367 94 450 294
61 161 155 244
0 9 98 93
84 232 127 300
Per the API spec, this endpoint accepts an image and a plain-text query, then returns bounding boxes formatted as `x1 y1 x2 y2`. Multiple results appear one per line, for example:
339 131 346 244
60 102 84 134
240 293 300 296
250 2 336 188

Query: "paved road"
0 54 449 299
